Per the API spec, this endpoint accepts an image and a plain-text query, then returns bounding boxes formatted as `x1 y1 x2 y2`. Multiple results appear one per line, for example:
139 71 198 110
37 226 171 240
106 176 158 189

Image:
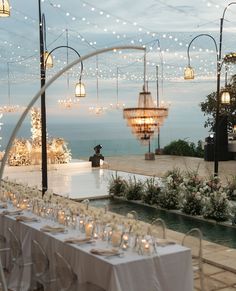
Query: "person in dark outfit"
89 144 104 167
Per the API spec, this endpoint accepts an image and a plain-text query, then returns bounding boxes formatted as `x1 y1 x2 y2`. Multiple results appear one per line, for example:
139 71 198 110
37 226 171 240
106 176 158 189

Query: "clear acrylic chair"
8 227 32 291
31 239 56 291
126 210 138 220
0 234 10 272
182 228 205 291
55 252 77 291
150 218 166 239
55 252 104 291
0 254 8 291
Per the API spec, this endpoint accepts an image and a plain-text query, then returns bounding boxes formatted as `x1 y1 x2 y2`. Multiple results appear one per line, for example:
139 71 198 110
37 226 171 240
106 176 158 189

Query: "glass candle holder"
111 230 122 247
85 222 94 238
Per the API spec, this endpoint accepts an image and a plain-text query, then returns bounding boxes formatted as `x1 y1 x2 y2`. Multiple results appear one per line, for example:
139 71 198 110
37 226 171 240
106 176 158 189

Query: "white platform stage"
3 160 150 201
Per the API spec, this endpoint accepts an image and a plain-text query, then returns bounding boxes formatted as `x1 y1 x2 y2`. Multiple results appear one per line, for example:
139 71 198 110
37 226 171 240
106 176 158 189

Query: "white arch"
0 45 145 183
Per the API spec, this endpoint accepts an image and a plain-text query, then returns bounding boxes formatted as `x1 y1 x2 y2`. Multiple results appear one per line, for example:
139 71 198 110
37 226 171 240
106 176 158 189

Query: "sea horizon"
0 121 209 158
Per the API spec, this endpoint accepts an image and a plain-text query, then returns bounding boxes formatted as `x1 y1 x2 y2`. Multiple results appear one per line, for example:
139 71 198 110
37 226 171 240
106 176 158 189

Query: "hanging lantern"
44 51 53 68
75 81 86 97
221 89 230 105
0 0 10 17
184 66 194 80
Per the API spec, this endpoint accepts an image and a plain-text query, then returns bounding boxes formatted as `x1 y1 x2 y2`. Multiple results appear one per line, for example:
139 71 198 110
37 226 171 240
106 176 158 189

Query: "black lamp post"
184 2 236 177
214 2 236 176
156 65 160 153
38 0 48 196
39 4 85 196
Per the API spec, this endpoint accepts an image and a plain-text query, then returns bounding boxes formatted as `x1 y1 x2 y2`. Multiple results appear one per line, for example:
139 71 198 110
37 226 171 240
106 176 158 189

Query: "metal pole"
156 65 160 152
214 17 223 177
116 67 119 105
38 0 48 196
214 2 236 176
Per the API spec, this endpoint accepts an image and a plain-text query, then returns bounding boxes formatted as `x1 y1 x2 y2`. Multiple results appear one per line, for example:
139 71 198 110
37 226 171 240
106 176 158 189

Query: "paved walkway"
105 155 236 290
105 155 236 184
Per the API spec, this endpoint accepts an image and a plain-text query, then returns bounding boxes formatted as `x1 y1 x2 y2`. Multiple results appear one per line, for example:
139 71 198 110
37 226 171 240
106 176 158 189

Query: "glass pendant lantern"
0 0 10 17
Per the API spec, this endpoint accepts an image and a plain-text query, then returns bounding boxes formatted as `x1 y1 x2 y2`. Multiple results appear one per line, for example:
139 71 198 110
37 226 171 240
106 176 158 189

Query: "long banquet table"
0 206 194 291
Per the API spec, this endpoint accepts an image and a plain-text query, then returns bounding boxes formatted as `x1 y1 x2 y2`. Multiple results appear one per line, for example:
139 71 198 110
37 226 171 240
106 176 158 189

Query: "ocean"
1 121 209 158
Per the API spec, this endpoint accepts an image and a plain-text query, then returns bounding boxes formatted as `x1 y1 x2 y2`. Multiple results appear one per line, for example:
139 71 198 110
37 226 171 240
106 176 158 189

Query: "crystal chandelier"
123 89 169 145
0 63 20 114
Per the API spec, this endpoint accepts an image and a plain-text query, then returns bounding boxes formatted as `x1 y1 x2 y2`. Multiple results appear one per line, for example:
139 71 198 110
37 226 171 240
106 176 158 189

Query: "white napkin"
64 237 95 244
40 225 66 233
90 248 121 256
15 215 38 222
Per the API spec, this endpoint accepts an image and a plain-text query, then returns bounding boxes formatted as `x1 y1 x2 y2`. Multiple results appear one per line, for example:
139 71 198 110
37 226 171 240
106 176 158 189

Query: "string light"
0 0 224 89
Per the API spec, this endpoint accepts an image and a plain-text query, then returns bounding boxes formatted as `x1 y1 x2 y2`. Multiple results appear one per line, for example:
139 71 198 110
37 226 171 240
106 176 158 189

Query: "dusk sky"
1 0 236 148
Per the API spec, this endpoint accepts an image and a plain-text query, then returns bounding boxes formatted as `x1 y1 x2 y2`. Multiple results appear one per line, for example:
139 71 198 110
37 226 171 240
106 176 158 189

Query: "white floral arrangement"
7 108 72 166
203 190 232 222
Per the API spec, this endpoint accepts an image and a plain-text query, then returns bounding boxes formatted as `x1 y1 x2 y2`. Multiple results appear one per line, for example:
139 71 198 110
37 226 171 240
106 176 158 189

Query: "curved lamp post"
45 45 86 98
184 2 236 177
0 45 146 194
40 8 85 194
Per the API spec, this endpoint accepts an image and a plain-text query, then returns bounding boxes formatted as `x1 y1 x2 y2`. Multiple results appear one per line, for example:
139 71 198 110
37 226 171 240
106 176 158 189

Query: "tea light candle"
12 198 17 207
58 210 65 224
102 230 107 241
111 231 122 247
20 199 28 210
79 219 84 229
123 234 129 242
66 215 70 226
85 222 93 237
122 243 128 250
144 243 150 250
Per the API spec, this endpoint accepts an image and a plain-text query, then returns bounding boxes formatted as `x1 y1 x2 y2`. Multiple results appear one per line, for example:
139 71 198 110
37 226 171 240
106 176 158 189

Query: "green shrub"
124 176 144 201
163 139 204 157
231 207 236 225
158 187 180 210
142 177 161 205
108 173 127 197
226 175 236 201
181 190 204 215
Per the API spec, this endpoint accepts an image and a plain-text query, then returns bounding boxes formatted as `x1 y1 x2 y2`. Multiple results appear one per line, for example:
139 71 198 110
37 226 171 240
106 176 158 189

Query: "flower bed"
108 169 236 224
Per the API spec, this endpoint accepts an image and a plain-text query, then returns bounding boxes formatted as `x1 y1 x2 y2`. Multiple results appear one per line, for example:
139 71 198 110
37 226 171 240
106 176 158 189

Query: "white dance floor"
3 161 152 200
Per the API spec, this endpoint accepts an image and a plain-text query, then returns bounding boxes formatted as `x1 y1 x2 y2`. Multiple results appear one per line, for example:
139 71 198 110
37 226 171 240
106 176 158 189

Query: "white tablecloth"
0 208 193 291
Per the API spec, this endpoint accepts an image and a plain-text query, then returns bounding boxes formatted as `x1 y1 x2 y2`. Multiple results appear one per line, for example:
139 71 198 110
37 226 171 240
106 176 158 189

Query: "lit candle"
12 198 17 207
79 219 84 231
111 231 122 247
123 234 129 241
144 243 149 250
58 210 65 224
122 243 127 250
85 222 93 237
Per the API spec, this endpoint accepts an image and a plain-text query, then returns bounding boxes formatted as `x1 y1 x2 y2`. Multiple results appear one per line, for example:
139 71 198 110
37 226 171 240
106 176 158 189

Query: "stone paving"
106 155 236 291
